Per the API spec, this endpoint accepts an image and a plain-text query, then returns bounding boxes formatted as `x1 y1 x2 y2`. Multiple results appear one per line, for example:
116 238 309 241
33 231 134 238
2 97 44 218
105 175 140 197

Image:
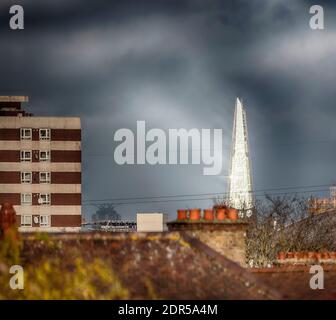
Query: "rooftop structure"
82 219 136 232
0 96 32 116
0 96 29 102
137 213 167 232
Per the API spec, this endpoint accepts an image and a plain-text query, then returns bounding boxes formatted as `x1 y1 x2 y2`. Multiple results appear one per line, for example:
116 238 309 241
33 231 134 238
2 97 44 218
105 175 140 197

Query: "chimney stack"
167 207 248 267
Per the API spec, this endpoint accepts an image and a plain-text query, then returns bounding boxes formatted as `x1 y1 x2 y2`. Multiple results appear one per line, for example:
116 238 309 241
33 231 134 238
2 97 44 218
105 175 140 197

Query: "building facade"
0 96 81 232
308 186 336 214
228 98 253 217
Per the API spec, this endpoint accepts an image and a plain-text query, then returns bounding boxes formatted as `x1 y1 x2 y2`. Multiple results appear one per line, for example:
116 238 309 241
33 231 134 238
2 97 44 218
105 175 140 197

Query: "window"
21 215 32 227
39 128 50 141
39 150 50 162
20 128 32 140
21 172 32 184
39 172 51 184
21 193 32 205
20 150 32 162
40 215 50 227
38 193 50 205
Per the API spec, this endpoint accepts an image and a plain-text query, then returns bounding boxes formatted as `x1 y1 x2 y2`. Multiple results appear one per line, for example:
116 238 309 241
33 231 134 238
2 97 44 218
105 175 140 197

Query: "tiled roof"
16 232 336 299
251 266 336 299
21 232 281 299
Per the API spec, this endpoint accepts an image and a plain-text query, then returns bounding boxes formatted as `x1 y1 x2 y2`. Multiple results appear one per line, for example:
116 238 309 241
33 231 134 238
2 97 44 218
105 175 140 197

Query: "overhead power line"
82 184 332 206
83 189 330 207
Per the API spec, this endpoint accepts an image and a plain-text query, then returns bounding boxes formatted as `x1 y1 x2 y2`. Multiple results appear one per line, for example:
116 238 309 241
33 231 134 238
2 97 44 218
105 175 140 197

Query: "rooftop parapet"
0 96 29 102
0 96 32 116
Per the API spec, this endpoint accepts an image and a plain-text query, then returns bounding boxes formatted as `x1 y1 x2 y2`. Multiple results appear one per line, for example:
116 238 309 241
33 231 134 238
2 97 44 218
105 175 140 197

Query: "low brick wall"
167 220 248 267
276 251 336 266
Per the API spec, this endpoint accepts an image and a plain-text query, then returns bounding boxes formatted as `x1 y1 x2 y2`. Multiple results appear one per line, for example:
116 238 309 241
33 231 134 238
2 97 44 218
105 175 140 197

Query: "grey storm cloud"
1 0 336 219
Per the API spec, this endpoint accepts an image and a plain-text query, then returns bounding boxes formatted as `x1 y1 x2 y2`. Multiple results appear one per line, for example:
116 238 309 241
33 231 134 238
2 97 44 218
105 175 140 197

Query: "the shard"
228 98 253 216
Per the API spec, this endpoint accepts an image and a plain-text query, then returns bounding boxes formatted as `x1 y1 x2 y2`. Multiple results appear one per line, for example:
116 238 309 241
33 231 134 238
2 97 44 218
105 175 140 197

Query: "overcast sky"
1 0 336 220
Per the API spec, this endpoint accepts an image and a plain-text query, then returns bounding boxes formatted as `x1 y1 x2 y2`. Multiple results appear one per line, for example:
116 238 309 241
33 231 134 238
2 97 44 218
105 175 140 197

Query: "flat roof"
0 96 29 102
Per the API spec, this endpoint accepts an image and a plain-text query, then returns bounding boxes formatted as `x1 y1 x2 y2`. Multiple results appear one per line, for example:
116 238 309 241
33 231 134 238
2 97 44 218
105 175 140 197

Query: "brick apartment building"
0 96 81 232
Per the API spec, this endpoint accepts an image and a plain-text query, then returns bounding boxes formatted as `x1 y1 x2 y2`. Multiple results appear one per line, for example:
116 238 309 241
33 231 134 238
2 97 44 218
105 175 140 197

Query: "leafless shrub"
246 195 336 267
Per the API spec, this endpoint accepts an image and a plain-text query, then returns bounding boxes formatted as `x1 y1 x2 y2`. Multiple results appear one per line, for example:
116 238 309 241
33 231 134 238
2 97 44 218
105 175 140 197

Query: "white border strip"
0 162 81 172
15 206 81 215
0 184 81 193
0 117 80 129
0 141 81 150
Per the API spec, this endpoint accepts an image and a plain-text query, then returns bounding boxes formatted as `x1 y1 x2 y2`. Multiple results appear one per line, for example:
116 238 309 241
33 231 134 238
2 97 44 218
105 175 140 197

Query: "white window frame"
20 150 32 162
21 193 32 205
39 150 50 162
20 128 32 140
40 215 50 227
21 215 32 227
21 172 32 184
39 172 51 184
39 128 50 141
38 193 50 205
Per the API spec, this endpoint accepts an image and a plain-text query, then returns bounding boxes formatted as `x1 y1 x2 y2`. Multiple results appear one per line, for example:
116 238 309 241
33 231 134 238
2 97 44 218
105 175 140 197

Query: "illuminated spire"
228 98 253 216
